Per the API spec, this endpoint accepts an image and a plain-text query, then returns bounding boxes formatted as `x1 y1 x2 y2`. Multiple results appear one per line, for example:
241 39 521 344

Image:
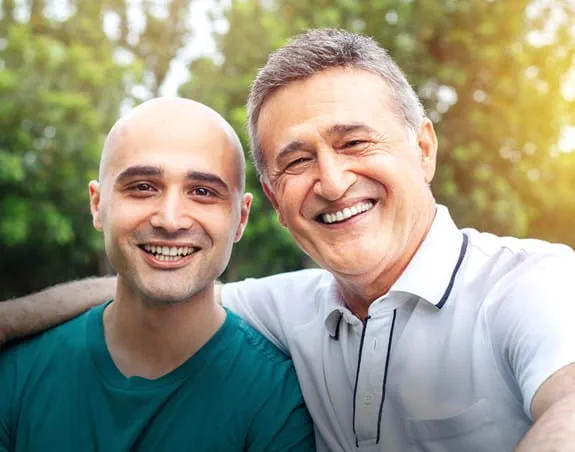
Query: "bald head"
88 97 253 307
99 98 246 192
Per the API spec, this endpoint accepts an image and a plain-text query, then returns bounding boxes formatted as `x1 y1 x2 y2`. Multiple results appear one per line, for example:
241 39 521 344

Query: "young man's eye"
192 187 213 197
124 182 156 198
135 183 154 191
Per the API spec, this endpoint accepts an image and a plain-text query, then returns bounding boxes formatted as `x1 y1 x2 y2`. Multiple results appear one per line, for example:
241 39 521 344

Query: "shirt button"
364 394 373 405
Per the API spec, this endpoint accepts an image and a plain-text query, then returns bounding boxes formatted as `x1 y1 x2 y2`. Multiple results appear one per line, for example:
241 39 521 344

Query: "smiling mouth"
138 244 200 262
316 200 376 225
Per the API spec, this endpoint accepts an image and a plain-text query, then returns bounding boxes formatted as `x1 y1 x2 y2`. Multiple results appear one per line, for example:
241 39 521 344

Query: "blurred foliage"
0 0 192 298
1 0 574 296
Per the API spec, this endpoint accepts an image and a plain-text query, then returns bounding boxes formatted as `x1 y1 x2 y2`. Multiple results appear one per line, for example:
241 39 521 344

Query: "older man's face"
257 68 437 285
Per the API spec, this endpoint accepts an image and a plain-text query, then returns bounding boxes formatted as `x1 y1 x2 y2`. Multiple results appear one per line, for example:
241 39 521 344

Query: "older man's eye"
344 140 366 148
287 157 311 168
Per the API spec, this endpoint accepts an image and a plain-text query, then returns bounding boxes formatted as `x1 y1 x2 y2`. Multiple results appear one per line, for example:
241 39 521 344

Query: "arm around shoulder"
0 276 115 347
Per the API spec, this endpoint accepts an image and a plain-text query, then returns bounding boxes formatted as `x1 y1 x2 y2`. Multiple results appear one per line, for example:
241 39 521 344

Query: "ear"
233 193 253 243
261 179 286 227
417 118 438 184
88 180 103 231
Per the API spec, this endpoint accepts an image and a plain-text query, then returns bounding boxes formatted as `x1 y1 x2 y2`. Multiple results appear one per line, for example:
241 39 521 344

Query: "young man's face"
90 106 251 305
257 68 437 285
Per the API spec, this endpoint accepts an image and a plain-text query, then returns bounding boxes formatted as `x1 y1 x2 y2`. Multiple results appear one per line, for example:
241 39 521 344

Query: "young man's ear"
261 179 286 227
234 193 253 242
417 118 438 184
88 181 102 231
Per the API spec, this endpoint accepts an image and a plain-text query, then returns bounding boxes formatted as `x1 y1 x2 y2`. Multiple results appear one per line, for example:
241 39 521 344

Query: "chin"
319 257 371 277
138 282 201 306
142 291 191 306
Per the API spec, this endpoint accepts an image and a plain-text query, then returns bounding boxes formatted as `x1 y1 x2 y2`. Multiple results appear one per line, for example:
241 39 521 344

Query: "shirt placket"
353 312 395 451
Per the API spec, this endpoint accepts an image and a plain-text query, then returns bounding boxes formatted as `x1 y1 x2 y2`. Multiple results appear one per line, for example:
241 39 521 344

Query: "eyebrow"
186 171 229 192
275 123 376 162
276 140 307 163
115 165 163 184
114 166 229 192
326 123 376 137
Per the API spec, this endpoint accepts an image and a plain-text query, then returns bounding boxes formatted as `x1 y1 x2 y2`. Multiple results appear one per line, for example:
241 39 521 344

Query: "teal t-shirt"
0 304 315 451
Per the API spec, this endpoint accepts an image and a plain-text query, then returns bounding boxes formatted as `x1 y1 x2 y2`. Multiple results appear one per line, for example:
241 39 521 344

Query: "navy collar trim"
436 233 468 309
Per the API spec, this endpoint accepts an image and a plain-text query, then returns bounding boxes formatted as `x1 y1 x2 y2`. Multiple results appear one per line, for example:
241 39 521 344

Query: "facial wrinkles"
269 117 395 186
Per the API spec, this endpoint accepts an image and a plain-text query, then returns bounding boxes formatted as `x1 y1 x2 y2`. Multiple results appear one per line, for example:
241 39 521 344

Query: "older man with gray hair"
2 29 575 452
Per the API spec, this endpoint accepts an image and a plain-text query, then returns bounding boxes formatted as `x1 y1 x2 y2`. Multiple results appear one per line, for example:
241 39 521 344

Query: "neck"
337 204 436 320
103 280 225 379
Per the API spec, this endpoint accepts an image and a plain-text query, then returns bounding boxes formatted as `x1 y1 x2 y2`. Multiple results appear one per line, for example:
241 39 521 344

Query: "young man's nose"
149 191 194 233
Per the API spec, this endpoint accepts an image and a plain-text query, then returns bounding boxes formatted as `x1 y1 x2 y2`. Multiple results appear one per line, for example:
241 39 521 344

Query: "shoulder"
462 228 575 294
224 268 331 296
221 269 334 350
224 310 293 367
0 307 95 370
222 268 333 315
464 227 574 262
466 230 575 351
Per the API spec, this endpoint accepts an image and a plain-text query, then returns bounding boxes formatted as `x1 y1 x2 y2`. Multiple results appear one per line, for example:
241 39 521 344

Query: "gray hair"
247 28 426 177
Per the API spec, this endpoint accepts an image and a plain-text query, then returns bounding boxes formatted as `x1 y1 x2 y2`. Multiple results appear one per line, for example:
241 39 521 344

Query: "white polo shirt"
222 205 575 451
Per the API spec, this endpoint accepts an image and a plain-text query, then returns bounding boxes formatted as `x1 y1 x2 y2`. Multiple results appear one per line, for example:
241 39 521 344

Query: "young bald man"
0 98 315 451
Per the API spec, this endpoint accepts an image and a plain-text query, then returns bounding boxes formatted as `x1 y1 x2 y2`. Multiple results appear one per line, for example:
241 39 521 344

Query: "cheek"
105 205 149 236
277 178 310 213
367 156 422 192
203 210 239 243
277 196 302 227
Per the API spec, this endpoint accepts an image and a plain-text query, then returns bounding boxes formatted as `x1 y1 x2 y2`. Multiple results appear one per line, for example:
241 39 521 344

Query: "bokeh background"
1 0 574 299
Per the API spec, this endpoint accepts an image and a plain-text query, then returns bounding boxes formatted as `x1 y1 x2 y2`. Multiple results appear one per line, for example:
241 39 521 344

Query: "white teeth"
142 245 197 258
321 201 375 224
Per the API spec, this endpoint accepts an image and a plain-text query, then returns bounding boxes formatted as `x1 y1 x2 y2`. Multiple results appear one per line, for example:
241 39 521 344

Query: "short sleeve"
222 278 289 353
222 269 329 354
245 361 316 451
488 249 575 419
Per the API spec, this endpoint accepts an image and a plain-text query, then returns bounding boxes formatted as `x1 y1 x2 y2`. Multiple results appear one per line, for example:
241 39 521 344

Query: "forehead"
105 120 240 187
256 68 402 154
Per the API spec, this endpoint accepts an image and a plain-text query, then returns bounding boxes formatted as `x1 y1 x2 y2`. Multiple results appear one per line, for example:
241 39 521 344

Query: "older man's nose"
313 152 356 201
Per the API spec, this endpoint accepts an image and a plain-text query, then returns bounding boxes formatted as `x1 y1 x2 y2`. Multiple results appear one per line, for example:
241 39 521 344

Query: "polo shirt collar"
324 205 468 336
388 204 467 308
